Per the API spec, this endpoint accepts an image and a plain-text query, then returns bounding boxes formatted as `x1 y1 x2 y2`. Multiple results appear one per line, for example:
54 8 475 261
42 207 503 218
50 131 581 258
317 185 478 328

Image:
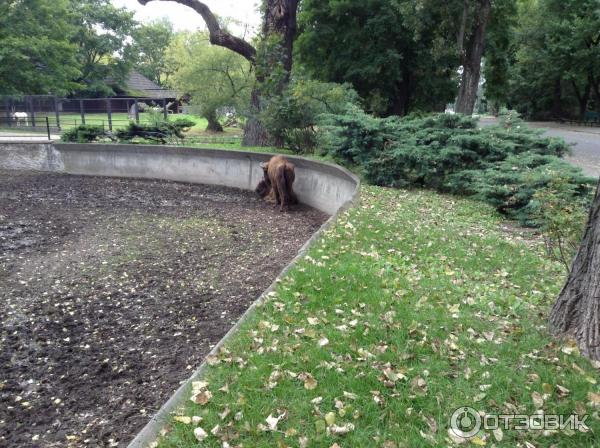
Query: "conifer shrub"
61 125 111 143
319 109 593 225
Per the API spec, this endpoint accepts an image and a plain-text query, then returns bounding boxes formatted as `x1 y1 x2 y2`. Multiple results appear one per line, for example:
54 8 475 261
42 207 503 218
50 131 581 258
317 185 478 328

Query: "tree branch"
137 0 257 63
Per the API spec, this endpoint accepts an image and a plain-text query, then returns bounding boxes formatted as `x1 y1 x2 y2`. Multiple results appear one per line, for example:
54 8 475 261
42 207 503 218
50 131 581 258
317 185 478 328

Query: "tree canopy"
126 19 175 87
171 32 253 131
296 0 457 116
0 0 80 95
70 0 137 97
486 0 600 119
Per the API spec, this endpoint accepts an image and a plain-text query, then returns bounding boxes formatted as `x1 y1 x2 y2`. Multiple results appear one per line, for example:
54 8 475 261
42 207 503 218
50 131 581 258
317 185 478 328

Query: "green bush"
115 118 194 144
320 110 594 225
61 124 111 143
531 178 589 271
262 79 360 153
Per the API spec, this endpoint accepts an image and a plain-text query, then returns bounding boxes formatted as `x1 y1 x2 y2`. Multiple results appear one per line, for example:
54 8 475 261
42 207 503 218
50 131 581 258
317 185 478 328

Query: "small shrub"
531 178 590 271
61 125 111 143
262 79 360 153
115 118 194 144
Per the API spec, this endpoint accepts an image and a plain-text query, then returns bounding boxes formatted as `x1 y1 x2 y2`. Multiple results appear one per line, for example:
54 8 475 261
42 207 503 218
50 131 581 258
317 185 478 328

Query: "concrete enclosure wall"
0 142 358 215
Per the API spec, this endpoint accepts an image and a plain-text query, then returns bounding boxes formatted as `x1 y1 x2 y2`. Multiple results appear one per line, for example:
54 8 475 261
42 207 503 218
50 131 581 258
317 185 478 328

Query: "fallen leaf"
193 427 208 442
266 412 287 431
327 423 355 435
174 416 192 425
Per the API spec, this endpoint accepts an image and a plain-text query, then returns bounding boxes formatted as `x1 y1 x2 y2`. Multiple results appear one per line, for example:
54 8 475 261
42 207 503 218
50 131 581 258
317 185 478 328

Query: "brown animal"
255 156 298 212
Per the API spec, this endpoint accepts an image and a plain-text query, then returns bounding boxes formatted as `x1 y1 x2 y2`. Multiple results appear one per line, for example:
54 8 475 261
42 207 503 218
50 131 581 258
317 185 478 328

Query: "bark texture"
549 179 600 361
243 0 299 146
206 112 224 132
455 0 492 115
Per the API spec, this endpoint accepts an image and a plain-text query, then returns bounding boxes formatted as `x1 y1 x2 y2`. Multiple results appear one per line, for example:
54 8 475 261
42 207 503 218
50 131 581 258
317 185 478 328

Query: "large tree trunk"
206 111 223 132
549 179 600 360
572 80 591 120
242 0 299 146
455 0 492 115
243 88 271 146
551 78 563 118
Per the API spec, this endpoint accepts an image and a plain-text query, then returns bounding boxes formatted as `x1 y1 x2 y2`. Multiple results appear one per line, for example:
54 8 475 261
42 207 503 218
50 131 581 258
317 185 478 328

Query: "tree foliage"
126 19 175 87
489 0 600 119
296 0 458 116
69 0 137 97
171 32 253 132
0 0 80 95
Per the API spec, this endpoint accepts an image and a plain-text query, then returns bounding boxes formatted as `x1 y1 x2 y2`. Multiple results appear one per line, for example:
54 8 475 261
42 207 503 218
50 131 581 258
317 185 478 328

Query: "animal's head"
255 179 271 198
260 161 269 177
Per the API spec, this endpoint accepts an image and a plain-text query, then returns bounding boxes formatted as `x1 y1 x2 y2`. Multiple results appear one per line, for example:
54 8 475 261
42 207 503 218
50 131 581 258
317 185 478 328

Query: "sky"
111 0 261 33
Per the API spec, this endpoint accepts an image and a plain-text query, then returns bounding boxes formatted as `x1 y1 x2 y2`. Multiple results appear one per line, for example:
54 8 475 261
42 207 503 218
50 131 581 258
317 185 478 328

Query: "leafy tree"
69 0 137 97
138 0 300 146
0 0 80 95
497 0 600 119
261 78 360 152
296 0 458 117
127 19 175 87
171 32 253 132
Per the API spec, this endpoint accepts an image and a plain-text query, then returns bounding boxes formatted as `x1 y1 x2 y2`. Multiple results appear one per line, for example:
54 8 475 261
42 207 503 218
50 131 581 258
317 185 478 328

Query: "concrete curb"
126 160 360 448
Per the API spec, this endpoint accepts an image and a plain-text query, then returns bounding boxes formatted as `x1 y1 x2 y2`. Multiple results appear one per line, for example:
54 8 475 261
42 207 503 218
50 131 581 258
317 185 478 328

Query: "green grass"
156 186 600 447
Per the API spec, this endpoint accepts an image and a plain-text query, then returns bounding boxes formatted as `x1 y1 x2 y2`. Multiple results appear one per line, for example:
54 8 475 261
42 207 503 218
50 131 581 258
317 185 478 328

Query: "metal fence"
0 95 177 137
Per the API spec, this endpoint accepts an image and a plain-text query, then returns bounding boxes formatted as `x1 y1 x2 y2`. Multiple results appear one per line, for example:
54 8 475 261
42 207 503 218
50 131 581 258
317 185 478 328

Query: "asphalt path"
479 117 600 178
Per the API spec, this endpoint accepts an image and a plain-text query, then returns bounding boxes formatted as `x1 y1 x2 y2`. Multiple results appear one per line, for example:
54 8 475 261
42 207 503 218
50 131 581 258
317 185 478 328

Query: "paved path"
479 117 600 178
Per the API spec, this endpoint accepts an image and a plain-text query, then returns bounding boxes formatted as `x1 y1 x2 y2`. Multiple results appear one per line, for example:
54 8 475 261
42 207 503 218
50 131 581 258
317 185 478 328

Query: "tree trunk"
455 0 492 115
591 76 600 116
243 87 271 146
551 78 563 118
390 77 411 116
572 80 590 120
206 111 223 132
242 0 299 146
549 179 600 361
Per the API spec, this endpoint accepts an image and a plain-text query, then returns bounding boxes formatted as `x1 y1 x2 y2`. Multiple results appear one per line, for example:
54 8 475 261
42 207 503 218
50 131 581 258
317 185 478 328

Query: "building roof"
123 71 179 99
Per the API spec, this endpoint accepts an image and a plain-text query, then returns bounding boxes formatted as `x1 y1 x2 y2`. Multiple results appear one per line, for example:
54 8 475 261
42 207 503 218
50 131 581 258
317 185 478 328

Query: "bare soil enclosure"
0 170 327 447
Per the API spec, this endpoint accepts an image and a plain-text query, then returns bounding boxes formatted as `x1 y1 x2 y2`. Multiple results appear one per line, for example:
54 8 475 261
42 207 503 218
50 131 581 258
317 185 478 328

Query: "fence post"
134 98 140 123
4 98 10 128
46 116 51 140
106 99 113 131
54 96 61 130
79 99 86 125
28 96 36 128
162 98 168 120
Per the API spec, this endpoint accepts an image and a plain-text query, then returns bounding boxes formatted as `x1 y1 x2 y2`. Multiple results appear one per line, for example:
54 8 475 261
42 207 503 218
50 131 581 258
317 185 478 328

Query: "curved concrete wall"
0 142 358 215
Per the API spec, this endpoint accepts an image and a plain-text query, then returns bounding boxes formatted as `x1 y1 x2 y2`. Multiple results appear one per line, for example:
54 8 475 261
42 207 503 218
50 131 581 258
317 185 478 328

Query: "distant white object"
11 112 29 126
444 108 456 115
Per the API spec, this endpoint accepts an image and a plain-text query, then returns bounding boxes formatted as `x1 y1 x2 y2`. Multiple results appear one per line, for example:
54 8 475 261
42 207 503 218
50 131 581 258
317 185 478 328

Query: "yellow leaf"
470 436 486 445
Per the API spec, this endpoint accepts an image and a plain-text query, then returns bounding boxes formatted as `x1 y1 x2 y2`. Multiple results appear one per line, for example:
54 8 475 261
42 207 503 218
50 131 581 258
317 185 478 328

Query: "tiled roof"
124 71 179 99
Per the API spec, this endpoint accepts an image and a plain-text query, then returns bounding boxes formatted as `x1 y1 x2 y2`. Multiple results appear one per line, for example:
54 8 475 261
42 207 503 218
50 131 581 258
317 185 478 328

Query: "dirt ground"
0 170 328 447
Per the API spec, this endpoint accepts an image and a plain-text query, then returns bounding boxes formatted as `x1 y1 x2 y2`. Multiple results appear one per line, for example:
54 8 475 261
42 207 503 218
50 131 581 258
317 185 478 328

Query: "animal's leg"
273 183 281 208
279 169 291 212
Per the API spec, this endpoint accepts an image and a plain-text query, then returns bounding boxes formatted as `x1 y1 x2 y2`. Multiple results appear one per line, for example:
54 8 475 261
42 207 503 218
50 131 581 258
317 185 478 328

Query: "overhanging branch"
138 0 257 63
